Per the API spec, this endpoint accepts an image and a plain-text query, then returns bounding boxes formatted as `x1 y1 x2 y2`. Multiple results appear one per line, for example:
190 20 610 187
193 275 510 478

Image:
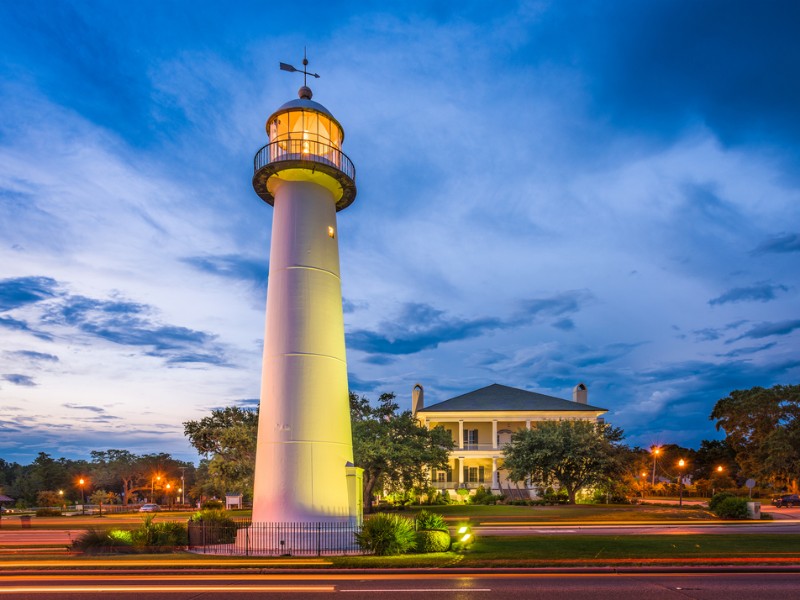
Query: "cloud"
348 291 592 358
63 403 106 413
0 276 58 311
728 320 800 343
347 302 504 356
752 233 800 254
42 293 227 365
7 350 59 362
709 283 788 305
2 373 36 386
715 342 777 358
182 254 267 291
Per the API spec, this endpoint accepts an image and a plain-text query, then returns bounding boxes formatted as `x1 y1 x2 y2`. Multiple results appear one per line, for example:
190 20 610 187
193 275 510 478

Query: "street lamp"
677 459 686 508
78 478 85 515
151 474 162 503
178 488 183 507
58 490 64 512
166 483 171 509
641 472 648 499
651 447 661 487
712 465 724 497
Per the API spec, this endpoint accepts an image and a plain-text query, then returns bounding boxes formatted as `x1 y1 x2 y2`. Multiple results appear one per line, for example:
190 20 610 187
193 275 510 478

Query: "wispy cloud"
709 283 788 305
182 254 267 291
2 373 36 386
0 276 58 311
752 233 800 254
6 350 59 362
728 320 800 343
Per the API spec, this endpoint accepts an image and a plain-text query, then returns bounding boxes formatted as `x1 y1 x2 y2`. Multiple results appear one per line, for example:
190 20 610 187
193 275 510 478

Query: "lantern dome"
253 87 356 211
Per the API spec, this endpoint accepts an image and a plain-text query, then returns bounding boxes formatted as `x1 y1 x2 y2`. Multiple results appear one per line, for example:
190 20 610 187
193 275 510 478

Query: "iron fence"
188 519 365 556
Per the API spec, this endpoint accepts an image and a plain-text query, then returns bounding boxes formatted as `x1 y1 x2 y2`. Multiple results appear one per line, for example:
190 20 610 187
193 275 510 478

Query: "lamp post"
641 472 648 499
151 475 161 503
166 483 171 509
58 490 64 512
178 488 183 508
78 478 85 515
651 447 661 487
712 465 724 497
677 459 685 508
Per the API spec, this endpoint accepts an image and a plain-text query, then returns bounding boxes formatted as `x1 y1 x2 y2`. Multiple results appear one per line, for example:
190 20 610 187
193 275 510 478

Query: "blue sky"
1 0 798 464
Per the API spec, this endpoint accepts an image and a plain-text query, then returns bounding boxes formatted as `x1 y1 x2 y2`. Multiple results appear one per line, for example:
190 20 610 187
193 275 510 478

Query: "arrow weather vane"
279 49 320 87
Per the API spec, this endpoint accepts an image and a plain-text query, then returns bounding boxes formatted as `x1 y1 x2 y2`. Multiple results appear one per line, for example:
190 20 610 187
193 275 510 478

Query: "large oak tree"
502 420 626 504
350 392 454 513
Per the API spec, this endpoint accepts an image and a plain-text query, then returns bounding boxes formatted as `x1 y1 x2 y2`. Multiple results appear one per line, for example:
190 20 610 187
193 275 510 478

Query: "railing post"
317 522 321 556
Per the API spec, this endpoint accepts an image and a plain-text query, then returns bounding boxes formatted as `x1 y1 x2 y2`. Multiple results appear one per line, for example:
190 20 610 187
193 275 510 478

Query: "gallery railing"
253 139 356 181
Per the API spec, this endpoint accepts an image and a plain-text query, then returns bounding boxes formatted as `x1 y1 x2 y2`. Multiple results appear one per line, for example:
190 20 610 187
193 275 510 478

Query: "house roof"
417 383 607 413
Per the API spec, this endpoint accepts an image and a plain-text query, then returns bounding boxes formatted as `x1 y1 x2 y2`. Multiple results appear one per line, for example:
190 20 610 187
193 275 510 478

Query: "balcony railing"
254 139 356 182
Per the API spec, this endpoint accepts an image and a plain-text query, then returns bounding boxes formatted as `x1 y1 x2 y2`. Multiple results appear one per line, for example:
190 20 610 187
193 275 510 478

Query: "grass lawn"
397 503 718 522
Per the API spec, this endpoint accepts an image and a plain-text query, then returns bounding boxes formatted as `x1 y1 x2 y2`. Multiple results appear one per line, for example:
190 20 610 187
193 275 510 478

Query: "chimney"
573 382 588 404
412 383 424 416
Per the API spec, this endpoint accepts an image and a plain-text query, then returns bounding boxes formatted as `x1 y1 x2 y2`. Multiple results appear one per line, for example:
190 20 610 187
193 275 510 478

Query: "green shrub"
713 496 749 519
708 491 737 512
108 529 133 545
201 499 225 510
415 529 451 552
132 515 188 551
35 508 61 517
470 486 503 505
189 509 237 544
415 509 447 532
72 528 132 554
355 513 417 555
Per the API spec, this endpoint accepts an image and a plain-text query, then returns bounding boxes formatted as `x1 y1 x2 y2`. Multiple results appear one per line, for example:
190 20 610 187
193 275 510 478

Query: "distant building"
414 383 608 498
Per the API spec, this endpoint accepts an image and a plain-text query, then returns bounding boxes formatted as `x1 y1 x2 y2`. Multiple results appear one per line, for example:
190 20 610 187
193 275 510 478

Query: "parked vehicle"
139 503 161 512
772 494 800 507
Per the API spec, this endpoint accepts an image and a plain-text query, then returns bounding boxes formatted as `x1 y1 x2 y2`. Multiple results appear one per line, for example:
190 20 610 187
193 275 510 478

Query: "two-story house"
413 383 608 498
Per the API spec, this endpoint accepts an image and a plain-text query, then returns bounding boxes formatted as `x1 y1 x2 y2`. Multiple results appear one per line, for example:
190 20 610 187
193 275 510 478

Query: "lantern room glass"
269 109 342 167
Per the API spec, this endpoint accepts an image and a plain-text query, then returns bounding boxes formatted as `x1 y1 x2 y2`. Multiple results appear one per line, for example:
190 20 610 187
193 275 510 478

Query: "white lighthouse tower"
250 59 361 525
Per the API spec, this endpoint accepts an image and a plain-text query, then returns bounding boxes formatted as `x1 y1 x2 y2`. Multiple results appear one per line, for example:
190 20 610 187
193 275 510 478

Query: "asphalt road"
1 571 800 599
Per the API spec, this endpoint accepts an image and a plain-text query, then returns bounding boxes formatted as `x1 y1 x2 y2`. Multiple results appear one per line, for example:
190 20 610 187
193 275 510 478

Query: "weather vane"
279 49 320 87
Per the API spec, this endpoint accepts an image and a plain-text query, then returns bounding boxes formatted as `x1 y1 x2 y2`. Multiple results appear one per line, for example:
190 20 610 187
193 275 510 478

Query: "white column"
492 420 498 449
457 457 464 484
458 420 464 450
492 457 498 490
526 419 531 430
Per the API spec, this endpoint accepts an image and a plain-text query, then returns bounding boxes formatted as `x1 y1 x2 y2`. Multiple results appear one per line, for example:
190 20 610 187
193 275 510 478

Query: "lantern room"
253 86 357 211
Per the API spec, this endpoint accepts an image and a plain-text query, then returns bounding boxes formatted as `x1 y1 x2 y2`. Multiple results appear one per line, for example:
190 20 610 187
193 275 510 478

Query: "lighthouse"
250 59 361 525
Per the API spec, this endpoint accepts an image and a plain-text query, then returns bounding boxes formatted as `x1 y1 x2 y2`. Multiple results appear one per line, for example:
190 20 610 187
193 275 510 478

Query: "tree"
710 384 800 490
90 450 190 504
350 392 455 513
183 406 258 499
502 420 626 504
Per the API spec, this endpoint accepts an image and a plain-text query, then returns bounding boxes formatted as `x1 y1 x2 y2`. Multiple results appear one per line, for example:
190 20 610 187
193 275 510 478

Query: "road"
1 571 800 598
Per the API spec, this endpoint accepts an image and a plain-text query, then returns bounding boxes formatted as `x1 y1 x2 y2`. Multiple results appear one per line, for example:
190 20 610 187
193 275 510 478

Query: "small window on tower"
327 226 335 238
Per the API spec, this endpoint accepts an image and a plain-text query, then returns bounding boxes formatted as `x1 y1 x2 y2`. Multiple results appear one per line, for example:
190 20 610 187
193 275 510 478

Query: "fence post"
245 523 249 557
317 522 321 556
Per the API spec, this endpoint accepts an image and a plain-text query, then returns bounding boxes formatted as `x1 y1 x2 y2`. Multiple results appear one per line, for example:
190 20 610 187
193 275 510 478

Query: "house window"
463 429 479 449
463 466 485 483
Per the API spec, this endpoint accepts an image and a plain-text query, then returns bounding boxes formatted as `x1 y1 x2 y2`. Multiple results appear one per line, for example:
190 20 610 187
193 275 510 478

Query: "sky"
0 0 798 465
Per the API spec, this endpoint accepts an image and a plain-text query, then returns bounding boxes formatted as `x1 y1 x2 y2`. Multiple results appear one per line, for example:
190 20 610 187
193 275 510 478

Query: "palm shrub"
712 496 749 519
72 528 133 554
355 513 417 555
415 509 447 532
